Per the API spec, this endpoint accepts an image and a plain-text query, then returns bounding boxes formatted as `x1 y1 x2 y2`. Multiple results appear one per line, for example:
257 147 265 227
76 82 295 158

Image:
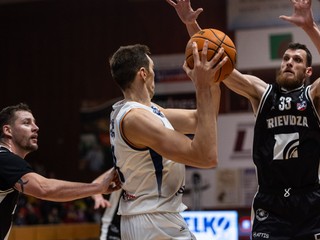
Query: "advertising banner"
228 0 320 30
181 210 238 240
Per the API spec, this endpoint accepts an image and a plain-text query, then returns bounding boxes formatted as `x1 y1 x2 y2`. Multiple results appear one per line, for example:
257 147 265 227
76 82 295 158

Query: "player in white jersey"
108 43 224 240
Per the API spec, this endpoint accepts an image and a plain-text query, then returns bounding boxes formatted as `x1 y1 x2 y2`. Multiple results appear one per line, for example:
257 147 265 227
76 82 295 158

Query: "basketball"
185 28 237 82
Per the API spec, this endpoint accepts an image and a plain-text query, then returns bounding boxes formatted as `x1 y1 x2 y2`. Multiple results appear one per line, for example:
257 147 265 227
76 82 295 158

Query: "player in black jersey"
0 103 121 240
168 0 320 239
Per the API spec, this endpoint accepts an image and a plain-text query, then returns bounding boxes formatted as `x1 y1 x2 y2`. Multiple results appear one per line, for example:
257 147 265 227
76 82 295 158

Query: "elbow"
198 152 218 169
28 189 50 200
203 156 218 168
31 184 57 201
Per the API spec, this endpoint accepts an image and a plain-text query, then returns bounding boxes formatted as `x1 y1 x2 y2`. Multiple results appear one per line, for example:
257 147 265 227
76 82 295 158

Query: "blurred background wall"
0 0 228 180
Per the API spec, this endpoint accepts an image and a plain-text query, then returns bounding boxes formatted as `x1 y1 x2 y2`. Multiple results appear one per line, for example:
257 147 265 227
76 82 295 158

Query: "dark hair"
0 103 32 138
109 44 151 90
288 42 312 67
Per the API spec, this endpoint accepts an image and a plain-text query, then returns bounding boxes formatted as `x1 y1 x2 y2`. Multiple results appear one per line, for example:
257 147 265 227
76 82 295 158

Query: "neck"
0 140 28 158
280 85 304 93
0 140 12 152
124 93 151 106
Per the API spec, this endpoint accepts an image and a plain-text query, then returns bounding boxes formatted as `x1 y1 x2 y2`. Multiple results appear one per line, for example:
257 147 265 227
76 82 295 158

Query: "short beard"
23 142 38 153
276 71 305 91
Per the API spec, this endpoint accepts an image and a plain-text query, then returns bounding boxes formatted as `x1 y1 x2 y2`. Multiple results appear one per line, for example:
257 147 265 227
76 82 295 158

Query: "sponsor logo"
181 211 238 239
179 226 186 232
297 101 307 111
122 191 137 201
252 232 270 239
256 208 269 221
151 106 164 117
266 115 308 128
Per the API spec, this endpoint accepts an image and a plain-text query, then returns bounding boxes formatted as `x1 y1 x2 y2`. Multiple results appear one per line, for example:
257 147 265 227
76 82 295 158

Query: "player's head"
0 103 39 154
287 42 312 67
109 44 152 91
276 42 312 90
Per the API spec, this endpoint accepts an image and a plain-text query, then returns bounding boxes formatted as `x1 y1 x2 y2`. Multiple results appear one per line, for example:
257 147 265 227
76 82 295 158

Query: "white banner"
183 113 258 209
228 0 320 30
236 26 320 70
217 113 255 167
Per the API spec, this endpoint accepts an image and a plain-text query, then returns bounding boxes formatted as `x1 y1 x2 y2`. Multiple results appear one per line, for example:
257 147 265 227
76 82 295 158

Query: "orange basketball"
185 28 237 82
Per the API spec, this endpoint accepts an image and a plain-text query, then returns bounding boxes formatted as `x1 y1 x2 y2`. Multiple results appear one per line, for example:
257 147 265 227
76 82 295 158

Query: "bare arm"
160 108 197 134
123 41 224 168
224 70 268 115
15 167 121 202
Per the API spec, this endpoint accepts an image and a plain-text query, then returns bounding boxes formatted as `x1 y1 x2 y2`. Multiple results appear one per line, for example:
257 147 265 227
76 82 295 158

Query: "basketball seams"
185 28 236 81
191 36 221 48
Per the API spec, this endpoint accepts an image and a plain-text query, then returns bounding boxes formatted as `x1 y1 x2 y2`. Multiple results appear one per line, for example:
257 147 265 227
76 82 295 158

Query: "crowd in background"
13 194 103 226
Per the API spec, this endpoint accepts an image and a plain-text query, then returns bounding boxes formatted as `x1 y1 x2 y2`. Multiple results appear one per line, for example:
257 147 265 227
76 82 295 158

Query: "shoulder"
0 148 22 163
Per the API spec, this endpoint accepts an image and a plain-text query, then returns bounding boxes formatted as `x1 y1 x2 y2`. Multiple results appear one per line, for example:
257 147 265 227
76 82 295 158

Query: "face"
145 55 155 99
9 110 39 153
276 48 311 90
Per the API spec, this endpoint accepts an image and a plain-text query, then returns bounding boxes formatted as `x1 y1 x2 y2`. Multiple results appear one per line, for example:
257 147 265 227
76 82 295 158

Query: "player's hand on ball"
185 29 236 82
183 40 227 87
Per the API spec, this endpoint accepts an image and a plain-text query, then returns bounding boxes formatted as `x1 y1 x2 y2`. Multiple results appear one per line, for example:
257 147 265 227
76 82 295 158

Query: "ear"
2 125 12 138
306 66 312 77
138 67 148 81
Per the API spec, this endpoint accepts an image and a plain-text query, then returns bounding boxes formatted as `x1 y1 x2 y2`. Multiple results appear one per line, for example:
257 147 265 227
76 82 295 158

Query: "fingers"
193 40 226 70
94 199 111 209
214 55 228 72
291 0 311 3
194 8 204 17
200 40 209 64
166 0 176 7
192 41 200 65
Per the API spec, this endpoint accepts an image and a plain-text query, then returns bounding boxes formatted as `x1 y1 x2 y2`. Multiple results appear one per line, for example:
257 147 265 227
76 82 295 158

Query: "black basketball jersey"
253 83 320 190
0 146 33 240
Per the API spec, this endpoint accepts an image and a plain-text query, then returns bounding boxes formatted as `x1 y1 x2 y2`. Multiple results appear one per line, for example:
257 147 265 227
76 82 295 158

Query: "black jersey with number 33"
253 83 320 189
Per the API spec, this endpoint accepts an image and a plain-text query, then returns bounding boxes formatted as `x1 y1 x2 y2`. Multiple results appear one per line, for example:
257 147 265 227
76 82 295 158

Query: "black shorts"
106 213 121 240
251 185 320 240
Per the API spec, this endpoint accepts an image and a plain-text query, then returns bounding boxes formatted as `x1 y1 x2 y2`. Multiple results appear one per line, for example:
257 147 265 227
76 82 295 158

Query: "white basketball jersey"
110 100 187 215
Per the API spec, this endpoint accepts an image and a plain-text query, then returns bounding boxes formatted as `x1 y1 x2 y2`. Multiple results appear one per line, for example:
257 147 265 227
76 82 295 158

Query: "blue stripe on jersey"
149 148 163 197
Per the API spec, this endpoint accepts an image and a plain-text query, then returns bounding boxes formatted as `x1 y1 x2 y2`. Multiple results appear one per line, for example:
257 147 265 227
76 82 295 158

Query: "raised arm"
280 0 320 55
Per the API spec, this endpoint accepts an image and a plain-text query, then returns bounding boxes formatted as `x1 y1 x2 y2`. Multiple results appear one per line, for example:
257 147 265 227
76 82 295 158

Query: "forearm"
31 179 104 202
92 170 109 183
192 84 220 167
303 22 320 55
186 21 201 37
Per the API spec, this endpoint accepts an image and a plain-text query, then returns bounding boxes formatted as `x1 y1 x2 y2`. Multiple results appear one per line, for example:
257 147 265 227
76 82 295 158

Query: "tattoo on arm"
17 179 29 193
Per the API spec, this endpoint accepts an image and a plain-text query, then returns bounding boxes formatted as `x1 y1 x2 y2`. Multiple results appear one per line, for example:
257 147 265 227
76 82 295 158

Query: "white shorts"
121 212 196 240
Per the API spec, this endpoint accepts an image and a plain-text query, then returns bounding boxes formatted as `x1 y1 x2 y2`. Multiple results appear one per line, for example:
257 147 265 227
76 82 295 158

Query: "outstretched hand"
279 0 314 28
166 0 203 24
